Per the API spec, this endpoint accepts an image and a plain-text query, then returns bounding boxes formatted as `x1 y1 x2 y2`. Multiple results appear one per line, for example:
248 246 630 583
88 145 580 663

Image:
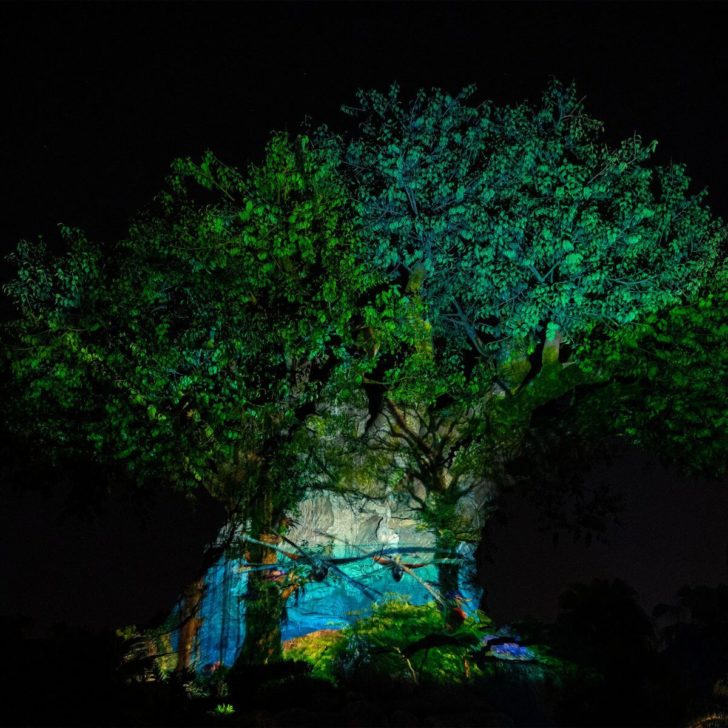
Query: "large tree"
3 79 725 664
2 133 377 665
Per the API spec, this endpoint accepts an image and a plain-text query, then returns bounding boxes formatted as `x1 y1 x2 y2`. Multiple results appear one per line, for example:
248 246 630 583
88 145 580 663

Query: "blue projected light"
187 543 482 670
488 642 535 661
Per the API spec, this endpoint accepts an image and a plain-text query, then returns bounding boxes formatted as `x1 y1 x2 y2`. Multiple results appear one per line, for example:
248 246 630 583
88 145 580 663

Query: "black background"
1 1 726 636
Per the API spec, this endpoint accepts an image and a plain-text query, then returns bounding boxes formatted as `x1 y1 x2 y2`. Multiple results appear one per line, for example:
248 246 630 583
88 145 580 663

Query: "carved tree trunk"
236 486 288 665
176 576 206 672
237 534 286 664
435 532 466 629
436 555 460 600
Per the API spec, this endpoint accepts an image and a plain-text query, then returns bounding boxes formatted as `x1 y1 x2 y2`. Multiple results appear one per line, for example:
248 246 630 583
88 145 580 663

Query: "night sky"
1 2 726 637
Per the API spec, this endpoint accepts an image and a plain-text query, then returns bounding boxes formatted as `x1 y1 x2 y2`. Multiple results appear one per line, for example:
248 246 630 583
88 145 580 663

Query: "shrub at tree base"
282 600 575 689
283 628 344 681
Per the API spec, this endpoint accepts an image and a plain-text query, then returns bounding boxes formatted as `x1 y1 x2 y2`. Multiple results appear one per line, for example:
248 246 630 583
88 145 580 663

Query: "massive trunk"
236 485 289 665
237 534 286 664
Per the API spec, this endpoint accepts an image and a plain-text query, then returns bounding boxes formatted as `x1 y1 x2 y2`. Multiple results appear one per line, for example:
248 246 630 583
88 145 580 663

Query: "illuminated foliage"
592 264 728 476
3 134 374 507
339 80 722 360
284 600 570 687
2 80 726 669
283 628 344 681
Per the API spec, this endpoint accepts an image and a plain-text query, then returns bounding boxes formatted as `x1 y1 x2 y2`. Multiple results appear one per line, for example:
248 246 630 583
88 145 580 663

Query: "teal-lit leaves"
337 79 725 395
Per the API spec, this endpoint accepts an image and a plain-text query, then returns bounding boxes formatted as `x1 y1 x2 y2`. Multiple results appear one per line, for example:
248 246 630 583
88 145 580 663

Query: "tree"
3 79 725 666
317 80 725 597
2 133 377 665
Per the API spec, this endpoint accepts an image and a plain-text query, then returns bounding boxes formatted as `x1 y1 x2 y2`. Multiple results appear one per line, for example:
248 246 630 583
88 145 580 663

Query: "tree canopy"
337 81 722 367
2 79 726 664
3 133 376 513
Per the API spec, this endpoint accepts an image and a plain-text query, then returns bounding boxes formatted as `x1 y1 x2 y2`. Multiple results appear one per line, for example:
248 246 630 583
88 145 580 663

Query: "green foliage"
284 599 574 690
321 78 726 527
583 261 728 475
339 80 723 365
3 134 378 516
332 600 486 685
116 616 179 682
5 81 723 515
283 629 345 681
284 600 485 684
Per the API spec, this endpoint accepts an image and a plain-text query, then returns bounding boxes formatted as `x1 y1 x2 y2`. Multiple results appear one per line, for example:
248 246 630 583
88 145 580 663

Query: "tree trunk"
475 528 490 614
176 576 206 672
237 534 286 664
436 557 460 600
235 480 292 665
435 534 464 629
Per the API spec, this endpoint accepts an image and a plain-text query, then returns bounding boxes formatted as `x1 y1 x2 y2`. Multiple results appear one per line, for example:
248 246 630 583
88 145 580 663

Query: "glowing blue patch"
184 543 482 670
489 642 534 661
482 632 535 661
